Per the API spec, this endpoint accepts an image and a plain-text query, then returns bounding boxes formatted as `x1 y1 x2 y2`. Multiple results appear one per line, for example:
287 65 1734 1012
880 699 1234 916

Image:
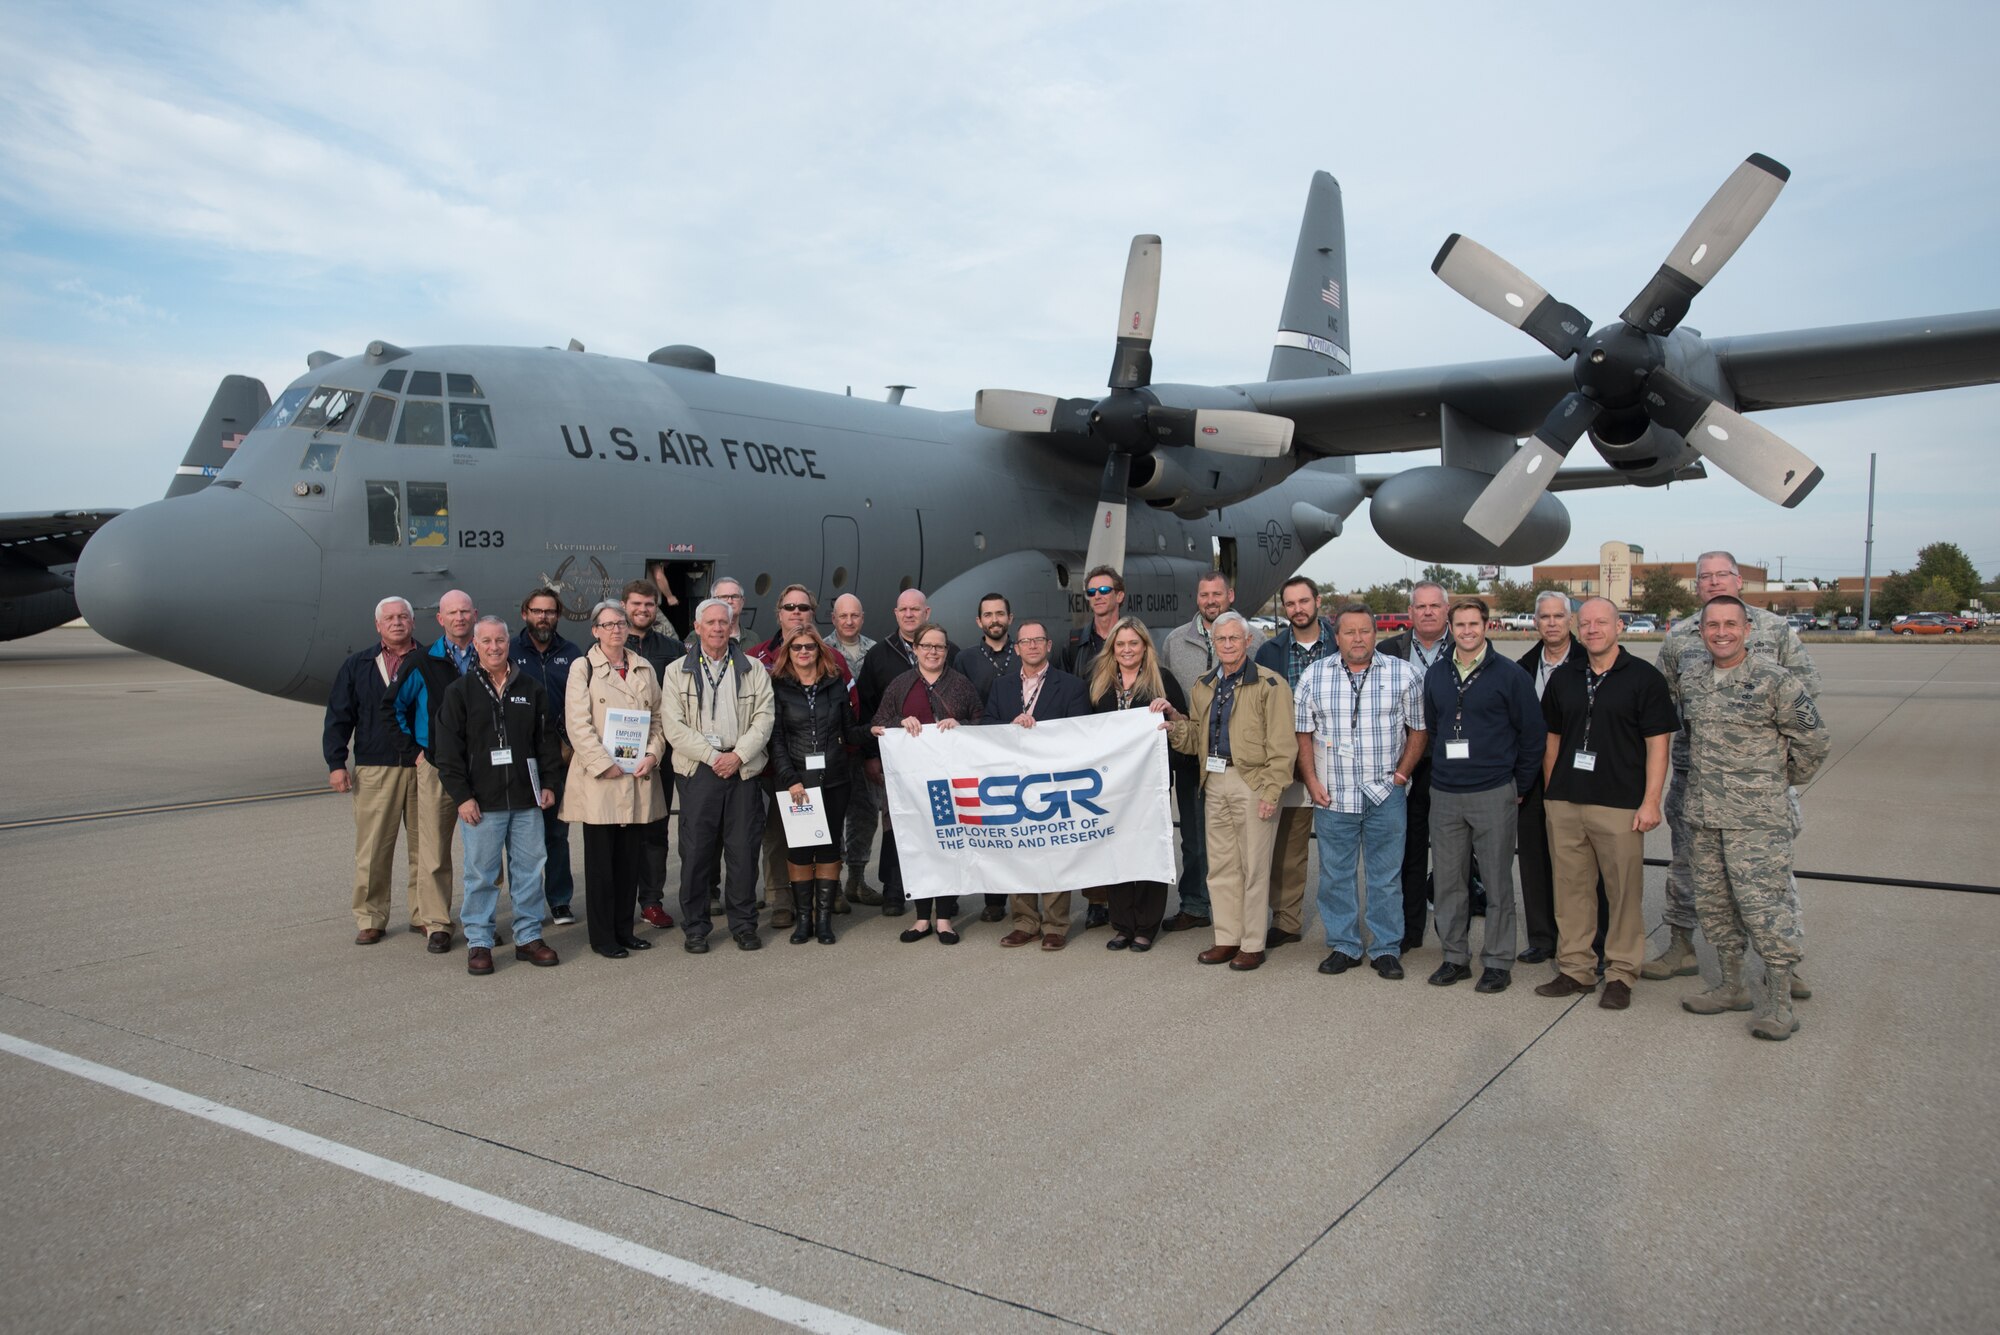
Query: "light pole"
1861 453 1878 632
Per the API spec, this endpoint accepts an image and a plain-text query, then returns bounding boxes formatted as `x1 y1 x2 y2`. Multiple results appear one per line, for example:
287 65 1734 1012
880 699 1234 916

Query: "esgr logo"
928 770 1109 827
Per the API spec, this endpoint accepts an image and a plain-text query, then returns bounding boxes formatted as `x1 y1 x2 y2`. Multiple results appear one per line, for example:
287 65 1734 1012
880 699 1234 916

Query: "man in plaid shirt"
1295 604 1429 979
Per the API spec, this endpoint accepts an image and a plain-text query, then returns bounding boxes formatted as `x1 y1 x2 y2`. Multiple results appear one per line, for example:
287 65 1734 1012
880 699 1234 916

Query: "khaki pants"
351 764 419 929
412 761 458 930
1205 766 1279 953
1544 800 1646 986
1008 892 1073 936
1266 805 1313 934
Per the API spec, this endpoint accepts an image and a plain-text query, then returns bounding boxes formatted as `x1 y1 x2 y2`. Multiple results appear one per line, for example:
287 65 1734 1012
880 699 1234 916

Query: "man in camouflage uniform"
1674 596 1830 1041
1648 550 1822 996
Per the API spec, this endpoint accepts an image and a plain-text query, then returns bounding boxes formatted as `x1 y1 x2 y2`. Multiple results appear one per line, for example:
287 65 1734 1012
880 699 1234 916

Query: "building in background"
1532 542 1770 609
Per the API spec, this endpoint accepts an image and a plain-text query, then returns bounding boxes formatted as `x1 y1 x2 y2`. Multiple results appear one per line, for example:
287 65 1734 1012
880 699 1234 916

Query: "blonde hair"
1089 616 1166 706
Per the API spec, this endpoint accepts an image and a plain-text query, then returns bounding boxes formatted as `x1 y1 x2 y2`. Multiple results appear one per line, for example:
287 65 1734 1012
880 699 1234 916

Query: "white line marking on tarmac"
0 1031 901 1335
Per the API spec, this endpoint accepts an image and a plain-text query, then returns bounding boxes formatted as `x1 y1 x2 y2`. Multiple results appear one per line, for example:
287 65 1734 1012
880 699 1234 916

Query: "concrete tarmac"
2 629 1996 1333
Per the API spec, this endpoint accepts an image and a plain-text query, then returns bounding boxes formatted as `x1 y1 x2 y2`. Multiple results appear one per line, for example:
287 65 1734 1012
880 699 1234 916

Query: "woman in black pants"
870 622 984 944
1086 616 1186 952
769 628 866 943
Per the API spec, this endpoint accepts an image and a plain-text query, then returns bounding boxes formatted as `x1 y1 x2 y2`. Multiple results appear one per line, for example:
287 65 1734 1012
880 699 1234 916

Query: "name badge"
805 753 826 771
1206 755 1228 773
489 748 513 766
1338 741 1356 757
1572 750 1597 772
704 733 724 750
1444 740 1470 760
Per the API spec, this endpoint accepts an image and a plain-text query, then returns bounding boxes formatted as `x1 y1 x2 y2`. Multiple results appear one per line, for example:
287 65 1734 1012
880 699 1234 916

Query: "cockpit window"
366 481 402 546
355 394 396 441
395 400 445 446
300 440 341 473
407 482 449 546
446 373 483 398
258 386 310 432
406 370 442 397
450 402 496 449
295 387 362 432
378 369 407 392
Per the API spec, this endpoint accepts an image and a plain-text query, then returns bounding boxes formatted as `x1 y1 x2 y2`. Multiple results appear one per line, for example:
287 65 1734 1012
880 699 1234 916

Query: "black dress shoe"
936 929 961 945
1427 961 1472 987
1371 954 1404 980
426 930 452 954
592 945 630 960
1318 950 1361 975
1084 903 1110 929
1474 967 1512 993
733 929 762 952
683 936 710 954
1400 936 1424 953
1517 945 1552 964
617 935 653 950
979 903 1007 922
899 924 935 943
1106 935 1132 951
1266 927 1303 949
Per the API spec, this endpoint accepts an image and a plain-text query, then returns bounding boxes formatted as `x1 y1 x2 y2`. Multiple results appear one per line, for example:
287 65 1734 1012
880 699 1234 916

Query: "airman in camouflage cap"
1674 595 1830 1041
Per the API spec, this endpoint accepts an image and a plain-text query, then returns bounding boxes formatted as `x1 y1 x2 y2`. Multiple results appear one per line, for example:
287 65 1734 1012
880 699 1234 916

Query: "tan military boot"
1789 965 1811 1001
1641 926 1700 980
846 866 883 907
1751 964 1801 1040
1682 951 1753 1014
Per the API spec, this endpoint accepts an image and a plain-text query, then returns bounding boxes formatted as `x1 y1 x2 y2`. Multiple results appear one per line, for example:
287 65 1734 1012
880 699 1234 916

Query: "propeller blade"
1108 235 1162 390
1431 234 1593 359
1644 371 1824 508
1621 154 1790 335
1144 407 1294 458
974 389 1062 433
1462 392 1599 545
1082 451 1132 597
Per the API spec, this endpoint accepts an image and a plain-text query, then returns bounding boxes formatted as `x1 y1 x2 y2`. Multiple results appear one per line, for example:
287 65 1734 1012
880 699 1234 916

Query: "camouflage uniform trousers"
1665 770 1803 933
1687 823 1803 967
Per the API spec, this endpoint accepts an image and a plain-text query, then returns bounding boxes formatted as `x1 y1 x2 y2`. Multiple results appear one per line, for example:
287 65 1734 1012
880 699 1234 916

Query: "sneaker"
550 904 577 926
640 904 674 930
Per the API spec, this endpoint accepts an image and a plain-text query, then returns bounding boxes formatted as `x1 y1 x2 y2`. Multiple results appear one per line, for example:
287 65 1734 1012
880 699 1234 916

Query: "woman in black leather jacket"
769 628 867 943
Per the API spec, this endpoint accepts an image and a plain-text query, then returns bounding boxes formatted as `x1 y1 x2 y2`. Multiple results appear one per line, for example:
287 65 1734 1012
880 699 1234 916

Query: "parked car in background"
1626 617 1658 633
1890 613 1967 635
1499 613 1537 631
1835 615 1860 631
1374 611 1412 632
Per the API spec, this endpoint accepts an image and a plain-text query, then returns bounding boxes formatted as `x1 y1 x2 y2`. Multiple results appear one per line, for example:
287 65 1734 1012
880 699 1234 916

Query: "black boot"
815 878 839 944
788 882 813 944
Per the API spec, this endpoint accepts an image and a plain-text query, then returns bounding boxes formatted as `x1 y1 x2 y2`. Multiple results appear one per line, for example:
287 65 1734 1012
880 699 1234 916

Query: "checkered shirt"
1294 651 1426 813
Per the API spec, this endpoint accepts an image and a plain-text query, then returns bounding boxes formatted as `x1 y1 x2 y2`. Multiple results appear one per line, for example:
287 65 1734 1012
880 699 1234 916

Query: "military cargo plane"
70 159 2000 703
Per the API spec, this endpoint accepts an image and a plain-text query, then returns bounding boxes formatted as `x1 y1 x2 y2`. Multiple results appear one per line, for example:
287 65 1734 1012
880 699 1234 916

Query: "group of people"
322 551 1828 1041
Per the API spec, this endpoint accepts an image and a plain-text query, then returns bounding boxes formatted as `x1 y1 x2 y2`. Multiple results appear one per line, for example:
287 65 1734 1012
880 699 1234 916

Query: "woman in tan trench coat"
562 600 668 959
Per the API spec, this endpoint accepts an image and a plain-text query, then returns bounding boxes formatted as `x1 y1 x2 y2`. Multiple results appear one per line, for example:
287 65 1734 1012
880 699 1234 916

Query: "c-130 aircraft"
73 158 2000 704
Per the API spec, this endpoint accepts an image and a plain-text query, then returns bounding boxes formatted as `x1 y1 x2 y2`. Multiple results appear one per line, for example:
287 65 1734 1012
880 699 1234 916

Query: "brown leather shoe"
466 946 494 976
1534 973 1596 998
1041 932 1066 951
1599 979 1633 1010
515 939 560 967
426 930 452 954
998 930 1039 948
1197 944 1240 965
354 927 386 945
1163 911 1212 933
1228 950 1266 972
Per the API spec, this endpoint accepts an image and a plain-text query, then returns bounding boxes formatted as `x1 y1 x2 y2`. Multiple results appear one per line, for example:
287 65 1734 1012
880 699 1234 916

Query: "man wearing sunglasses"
751 586 857 926
1064 565 1126 683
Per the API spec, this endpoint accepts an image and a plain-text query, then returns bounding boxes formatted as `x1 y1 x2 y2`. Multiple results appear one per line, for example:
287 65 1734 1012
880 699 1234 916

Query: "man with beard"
1255 576 1339 951
621 580 684 931
830 594 882 907
957 592 1018 921
510 588 582 925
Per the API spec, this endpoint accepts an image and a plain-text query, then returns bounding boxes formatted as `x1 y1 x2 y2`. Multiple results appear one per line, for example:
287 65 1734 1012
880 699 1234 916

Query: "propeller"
976 235 1295 582
1433 153 1820 544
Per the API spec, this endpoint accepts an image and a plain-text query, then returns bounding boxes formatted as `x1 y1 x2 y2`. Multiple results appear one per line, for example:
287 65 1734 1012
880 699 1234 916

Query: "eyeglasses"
1697 571 1737 583
916 642 948 653
594 620 628 630
1016 635 1050 646
779 602 812 612
1085 585 1118 597
716 591 745 601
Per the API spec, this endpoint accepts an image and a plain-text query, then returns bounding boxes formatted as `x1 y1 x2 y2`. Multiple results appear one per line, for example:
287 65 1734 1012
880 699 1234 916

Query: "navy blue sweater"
1421 648 1547 796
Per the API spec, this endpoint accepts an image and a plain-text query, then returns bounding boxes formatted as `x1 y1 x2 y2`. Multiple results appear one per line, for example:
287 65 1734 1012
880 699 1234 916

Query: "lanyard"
1200 622 1215 672
919 674 949 722
1450 658 1486 738
1347 661 1373 736
476 667 510 751
891 636 917 667
1410 637 1444 672
1209 666 1245 753
701 655 729 726
1580 662 1607 752
1020 669 1046 715
801 678 823 751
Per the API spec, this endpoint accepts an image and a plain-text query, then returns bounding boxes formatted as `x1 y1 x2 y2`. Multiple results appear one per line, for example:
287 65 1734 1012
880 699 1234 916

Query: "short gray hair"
711 575 744 596
693 597 733 624
1408 580 1447 606
588 600 626 626
1696 550 1739 573
1534 589 1571 614
1211 610 1250 636
474 615 509 634
374 596 413 619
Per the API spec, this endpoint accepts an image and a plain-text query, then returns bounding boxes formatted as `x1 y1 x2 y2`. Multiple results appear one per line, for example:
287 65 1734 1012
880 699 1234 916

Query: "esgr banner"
879 710 1174 896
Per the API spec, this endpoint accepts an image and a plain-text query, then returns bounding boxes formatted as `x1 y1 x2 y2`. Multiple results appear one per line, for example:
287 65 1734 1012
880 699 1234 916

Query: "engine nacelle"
1370 466 1571 565
1586 419 1698 486
1129 449 1280 518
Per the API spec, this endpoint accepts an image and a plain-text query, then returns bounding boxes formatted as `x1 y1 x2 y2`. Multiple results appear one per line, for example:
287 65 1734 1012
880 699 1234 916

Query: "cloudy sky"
4 1 1996 590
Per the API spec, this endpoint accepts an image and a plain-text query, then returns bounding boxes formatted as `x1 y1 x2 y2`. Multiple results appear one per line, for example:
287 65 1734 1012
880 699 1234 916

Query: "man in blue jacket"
982 617 1093 949
324 596 424 945
1422 598 1546 993
511 588 582 926
392 589 478 953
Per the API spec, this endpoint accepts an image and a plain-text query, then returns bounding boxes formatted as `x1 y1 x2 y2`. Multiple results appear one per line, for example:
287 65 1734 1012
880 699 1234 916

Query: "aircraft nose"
77 490 321 696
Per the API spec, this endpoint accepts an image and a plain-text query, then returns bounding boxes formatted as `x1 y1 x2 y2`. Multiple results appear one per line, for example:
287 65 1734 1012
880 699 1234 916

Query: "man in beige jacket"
660 597 775 953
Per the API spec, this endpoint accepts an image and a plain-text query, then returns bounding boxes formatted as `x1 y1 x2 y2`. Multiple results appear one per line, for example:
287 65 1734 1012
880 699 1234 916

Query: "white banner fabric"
879 710 1175 897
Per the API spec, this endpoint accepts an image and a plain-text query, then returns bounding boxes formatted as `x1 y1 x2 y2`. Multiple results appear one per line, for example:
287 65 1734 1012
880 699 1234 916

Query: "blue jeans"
460 807 549 948
541 799 573 909
1174 768 1210 917
1313 788 1407 959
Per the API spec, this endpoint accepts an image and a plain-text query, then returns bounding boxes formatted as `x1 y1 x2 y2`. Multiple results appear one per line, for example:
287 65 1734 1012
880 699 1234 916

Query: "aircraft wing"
1238 310 2000 459
0 510 125 576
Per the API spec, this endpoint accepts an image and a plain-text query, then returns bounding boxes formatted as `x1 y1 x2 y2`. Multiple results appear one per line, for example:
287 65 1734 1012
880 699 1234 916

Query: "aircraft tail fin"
1266 171 1351 383
165 375 272 499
